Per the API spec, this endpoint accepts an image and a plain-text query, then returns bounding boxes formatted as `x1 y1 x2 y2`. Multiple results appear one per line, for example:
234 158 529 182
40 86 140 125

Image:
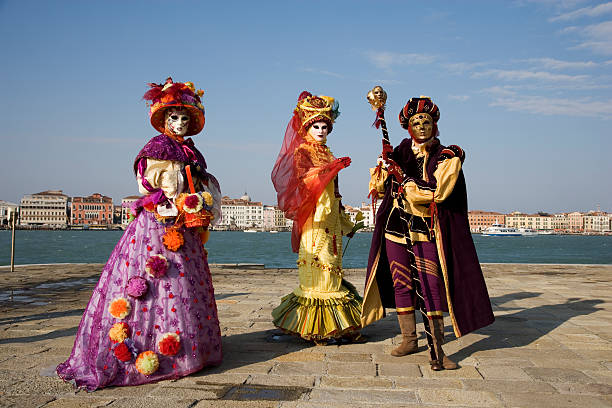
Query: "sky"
0 0 611 214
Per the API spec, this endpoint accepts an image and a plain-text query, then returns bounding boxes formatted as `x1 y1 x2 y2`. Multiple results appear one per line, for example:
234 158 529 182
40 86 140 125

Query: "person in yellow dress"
271 91 364 344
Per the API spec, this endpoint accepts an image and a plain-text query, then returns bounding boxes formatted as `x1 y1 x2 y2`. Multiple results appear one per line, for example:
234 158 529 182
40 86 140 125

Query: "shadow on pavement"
449 291 604 362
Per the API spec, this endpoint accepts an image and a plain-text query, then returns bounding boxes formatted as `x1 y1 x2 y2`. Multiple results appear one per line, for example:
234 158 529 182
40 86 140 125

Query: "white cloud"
301 68 344 79
549 2 612 22
364 51 436 69
572 20 612 54
474 69 590 82
483 87 612 118
367 79 403 85
522 57 598 69
442 61 490 74
448 94 471 101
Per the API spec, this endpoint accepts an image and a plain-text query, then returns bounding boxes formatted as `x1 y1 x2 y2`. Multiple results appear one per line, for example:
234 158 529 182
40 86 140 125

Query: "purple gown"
57 135 222 391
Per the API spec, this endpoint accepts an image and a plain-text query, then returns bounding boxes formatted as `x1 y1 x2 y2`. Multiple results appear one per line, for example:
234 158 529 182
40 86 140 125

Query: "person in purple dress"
57 78 223 390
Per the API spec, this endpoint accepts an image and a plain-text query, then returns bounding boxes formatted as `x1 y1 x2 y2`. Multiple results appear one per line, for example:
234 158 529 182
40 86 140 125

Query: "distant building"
344 202 375 230
468 211 506 232
0 200 18 227
505 212 554 230
113 205 123 224
219 193 264 229
583 212 611 233
121 196 140 225
71 193 114 226
567 211 584 233
263 205 288 231
19 190 69 228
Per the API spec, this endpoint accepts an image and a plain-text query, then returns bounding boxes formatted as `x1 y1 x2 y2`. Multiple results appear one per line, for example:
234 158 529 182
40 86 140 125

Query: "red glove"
338 156 352 168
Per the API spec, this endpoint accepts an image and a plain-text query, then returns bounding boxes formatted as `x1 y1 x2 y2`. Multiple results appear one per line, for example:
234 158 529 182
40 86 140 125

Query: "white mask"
307 121 329 144
165 108 190 137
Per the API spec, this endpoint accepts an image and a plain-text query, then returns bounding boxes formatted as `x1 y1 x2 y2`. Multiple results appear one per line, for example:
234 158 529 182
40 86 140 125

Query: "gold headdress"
295 92 340 132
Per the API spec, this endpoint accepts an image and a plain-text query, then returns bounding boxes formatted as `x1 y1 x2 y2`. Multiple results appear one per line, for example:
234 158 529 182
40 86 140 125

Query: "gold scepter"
366 85 438 364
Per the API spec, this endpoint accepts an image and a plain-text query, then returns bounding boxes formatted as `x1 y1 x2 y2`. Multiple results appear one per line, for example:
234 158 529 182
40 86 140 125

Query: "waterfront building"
71 193 114 227
468 211 505 233
121 196 140 225
0 200 18 227
551 213 570 232
19 190 69 228
219 193 264 229
344 202 375 230
567 211 584 233
263 205 288 231
583 212 611 233
505 212 554 230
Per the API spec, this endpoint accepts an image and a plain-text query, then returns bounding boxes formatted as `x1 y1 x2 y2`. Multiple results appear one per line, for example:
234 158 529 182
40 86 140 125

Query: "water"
1 230 611 267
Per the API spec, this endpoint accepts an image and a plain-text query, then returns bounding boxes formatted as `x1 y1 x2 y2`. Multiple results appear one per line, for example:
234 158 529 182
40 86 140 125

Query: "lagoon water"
1 230 611 267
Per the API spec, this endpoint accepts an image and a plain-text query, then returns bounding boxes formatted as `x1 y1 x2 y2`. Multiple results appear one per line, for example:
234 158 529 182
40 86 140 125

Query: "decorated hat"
295 91 340 132
399 96 440 130
143 77 205 136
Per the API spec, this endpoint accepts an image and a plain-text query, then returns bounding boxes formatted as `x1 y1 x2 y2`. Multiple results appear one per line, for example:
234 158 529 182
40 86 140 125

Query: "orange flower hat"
143 77 205 136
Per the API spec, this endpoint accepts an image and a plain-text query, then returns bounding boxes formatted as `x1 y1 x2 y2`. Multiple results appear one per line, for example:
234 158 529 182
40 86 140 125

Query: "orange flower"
109 297 131 319
163 229 184 251
109 322 131 343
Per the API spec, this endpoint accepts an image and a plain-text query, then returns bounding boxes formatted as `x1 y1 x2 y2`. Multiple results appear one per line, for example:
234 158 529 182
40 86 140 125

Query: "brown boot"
430 318 458 370
391 313 418 357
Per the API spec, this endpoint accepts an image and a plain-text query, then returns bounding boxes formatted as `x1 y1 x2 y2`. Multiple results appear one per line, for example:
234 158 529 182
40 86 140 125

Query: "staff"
366 86 437 363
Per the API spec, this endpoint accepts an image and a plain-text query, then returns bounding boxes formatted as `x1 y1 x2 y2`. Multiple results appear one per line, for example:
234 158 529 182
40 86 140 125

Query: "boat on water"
244 229 258 233
269 230 279 234
518 228 538 236
481 224 522 236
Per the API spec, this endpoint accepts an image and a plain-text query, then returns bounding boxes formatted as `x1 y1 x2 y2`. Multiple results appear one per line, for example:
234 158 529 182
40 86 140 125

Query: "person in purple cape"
57 78 223 390
361 96 494 371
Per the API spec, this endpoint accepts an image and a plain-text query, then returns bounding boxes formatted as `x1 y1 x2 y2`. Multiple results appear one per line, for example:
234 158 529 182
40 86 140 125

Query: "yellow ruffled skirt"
272 279 363 341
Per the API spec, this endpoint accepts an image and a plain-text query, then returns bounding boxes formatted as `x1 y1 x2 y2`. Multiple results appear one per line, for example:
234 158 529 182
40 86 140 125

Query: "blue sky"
1 0 610 213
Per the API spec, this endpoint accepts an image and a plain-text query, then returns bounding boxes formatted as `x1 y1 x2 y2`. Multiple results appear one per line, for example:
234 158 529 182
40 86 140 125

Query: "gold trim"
361 246 384 327
426 310 444 317
396 306 415 312
435 218 461 337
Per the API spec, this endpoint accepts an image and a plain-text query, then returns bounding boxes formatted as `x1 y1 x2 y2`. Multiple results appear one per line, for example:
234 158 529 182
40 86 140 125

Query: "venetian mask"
165 108 190 137
307 121 329 145
409 113 434 143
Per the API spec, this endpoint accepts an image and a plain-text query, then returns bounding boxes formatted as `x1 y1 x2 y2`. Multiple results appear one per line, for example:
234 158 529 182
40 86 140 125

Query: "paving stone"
377 362 422 377
324 352 371 362
417 389 503 407
326 362 376 377
461 379 557 394
106 397 199 408
2 263 612 407
247 374 315 388
270 362 325 376
501 392 612 408
41 397 117 408
420 365 483 379
307 388 417 404
523 367 595 383
552 382 612 396
274 352 324 362
318 376 393 389
476 365 531 380
394 377 463 390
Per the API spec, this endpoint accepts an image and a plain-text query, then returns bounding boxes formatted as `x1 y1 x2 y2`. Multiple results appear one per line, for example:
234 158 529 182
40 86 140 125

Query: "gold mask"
409 113 434 143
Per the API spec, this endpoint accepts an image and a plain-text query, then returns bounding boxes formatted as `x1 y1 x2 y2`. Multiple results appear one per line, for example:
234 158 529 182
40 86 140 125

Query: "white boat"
482 224 521 236
269 230 279 234
244 229 258 233
518 228 538 236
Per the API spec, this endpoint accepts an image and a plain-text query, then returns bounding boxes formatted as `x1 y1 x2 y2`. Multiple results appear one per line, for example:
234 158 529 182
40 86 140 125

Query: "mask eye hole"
181 116 189 121
170 115 179 120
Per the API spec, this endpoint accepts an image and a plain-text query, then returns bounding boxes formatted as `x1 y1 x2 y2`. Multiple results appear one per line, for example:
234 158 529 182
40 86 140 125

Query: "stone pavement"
0 263 611 407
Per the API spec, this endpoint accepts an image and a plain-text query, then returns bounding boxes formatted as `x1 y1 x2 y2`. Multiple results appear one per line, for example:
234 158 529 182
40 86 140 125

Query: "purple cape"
361 138 494 337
